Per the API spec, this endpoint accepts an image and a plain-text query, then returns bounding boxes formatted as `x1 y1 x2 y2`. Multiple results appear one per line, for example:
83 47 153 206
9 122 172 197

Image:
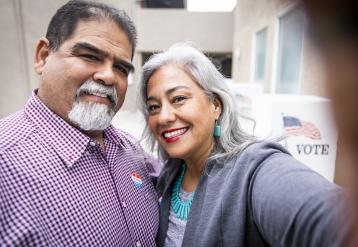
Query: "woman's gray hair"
139 43 256 163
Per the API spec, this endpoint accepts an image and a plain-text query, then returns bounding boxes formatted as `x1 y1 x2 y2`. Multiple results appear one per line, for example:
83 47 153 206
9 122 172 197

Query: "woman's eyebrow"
166 85 190 95
146 85 190 103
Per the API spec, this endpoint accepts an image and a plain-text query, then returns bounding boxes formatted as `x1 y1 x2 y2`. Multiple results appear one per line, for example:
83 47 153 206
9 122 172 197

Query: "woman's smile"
162 127 189 142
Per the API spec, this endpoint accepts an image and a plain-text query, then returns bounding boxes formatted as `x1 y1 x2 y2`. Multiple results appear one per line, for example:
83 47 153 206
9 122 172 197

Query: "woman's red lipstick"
162 127 189 143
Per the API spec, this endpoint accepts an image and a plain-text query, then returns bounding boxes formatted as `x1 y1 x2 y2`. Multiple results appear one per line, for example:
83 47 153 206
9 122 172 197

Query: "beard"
68 79 118 131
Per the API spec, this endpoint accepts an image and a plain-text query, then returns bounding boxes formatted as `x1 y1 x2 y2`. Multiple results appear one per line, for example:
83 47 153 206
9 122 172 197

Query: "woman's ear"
212 95 223 120
34 38 50 75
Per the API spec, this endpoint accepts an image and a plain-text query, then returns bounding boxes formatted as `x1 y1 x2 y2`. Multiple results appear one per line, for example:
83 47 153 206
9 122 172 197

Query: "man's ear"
212 95 223 119
34 38 50 75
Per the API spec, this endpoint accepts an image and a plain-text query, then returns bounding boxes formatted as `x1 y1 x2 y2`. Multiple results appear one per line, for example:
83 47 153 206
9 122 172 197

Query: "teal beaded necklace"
170 164 194 221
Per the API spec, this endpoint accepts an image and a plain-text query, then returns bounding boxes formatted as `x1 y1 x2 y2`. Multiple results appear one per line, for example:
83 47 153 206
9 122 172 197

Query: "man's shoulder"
0 111 34 153
109 127 140 148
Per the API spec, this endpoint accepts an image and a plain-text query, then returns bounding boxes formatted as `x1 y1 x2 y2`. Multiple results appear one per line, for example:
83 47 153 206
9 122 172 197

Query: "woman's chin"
164 150 186 160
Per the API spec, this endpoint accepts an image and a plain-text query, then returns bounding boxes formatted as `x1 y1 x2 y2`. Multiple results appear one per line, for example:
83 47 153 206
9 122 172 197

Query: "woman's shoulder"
233 140 335 190
240 140 290 157
231 140 292 169
222 140 316 186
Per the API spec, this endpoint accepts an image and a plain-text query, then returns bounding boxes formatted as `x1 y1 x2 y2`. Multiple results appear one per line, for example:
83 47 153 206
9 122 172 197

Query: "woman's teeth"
164 128 187 138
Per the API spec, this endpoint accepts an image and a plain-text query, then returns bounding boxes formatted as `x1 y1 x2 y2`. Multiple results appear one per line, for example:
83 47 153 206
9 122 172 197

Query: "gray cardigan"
156 141 345 247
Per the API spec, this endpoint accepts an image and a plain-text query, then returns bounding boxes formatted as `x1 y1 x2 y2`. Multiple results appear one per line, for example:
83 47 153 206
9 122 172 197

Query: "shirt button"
89 141 96 147
136 241 141 247
122 201 127 208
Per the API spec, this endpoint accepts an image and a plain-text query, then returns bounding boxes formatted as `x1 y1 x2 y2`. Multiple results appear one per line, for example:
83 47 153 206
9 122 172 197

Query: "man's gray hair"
46 0 137 59
139 43 256 162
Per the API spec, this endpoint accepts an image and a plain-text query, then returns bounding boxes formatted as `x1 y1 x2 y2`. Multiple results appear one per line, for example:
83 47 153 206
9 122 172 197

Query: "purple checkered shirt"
0 91 159 246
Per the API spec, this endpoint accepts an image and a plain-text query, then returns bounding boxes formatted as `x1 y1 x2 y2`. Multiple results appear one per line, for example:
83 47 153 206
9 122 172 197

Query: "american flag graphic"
131 172 143 188
282 116 321 140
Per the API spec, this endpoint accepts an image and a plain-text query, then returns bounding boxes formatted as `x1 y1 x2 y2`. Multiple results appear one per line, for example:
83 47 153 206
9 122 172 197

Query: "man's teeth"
164 128 187 138
87 92 108 98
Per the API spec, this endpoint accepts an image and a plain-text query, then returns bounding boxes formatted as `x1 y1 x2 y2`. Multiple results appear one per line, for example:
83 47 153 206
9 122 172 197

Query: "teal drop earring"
214 120 221 137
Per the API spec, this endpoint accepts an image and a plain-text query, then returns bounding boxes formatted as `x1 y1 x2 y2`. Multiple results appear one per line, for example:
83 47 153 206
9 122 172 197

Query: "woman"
139 44 344 246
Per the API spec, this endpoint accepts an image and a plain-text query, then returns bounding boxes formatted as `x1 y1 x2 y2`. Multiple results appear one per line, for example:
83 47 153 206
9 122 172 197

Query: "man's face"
35 19 133 130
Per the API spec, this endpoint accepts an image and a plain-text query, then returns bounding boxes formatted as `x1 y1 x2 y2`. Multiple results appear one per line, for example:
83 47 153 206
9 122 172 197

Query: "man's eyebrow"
146 85 190 103
72 42 104 56
115 59 135 73
72 42 135 72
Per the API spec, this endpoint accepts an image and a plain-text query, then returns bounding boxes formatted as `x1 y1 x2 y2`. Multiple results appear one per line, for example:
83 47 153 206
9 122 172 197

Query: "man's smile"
80 91 114 106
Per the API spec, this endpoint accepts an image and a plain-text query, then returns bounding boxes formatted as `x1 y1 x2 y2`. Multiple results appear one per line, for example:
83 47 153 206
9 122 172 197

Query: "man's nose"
93 62 116 86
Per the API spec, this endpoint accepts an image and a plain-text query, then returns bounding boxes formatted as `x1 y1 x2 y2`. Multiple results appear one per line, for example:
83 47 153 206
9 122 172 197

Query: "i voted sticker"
131 172 143 188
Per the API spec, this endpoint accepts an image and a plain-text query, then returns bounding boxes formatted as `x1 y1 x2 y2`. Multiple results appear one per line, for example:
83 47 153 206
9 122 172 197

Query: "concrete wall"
0 0 136 117
137 8 233 53
232 0 327 96
125 7 233 111
0 0 233 117
0 0 37 117
232 0 290 87
0 0 330 116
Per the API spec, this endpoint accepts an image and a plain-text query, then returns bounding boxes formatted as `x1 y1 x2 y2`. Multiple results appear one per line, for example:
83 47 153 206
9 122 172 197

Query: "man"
0 0 159 246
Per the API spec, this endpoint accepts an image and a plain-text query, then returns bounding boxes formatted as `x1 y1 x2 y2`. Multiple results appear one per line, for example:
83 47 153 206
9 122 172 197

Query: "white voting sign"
227 81 338 182
252 94 337 182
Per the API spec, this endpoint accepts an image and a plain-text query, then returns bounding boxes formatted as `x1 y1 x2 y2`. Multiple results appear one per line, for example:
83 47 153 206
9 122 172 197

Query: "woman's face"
146 64 221 164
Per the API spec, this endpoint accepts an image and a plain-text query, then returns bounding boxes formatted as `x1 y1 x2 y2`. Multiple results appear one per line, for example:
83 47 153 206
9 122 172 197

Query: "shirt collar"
104 125 125 147
24 90 92 168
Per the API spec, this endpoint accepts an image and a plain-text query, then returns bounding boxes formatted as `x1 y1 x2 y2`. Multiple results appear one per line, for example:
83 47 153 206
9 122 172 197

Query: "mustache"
76 79 118 107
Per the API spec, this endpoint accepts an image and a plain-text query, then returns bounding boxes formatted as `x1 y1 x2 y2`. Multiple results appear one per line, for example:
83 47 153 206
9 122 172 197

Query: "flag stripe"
283 116 321 140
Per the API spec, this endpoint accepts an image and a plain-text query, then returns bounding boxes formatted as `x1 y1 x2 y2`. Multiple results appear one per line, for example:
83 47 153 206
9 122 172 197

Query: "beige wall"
0 0 135 117
0 0 328 116
232 0 326 96
137 9 233 53
1 0 33 117
232 0 292 87
124 7 233 111
0 0 233 117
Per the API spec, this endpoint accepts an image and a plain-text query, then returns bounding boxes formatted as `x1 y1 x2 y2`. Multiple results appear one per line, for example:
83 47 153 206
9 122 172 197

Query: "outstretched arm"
250 152 346 247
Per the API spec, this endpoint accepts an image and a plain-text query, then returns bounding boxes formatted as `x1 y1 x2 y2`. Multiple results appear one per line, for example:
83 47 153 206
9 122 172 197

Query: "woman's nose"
157 104 176 125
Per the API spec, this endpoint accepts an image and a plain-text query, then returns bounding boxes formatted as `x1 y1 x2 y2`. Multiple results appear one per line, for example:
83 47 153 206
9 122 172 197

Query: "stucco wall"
232 0 326 96
137 8 233 53
0 0 234 117
232 0 292 87
0 0 136 117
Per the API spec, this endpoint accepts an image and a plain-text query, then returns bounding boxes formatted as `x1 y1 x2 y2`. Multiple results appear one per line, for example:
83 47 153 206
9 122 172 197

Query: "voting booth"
228 81 338 182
